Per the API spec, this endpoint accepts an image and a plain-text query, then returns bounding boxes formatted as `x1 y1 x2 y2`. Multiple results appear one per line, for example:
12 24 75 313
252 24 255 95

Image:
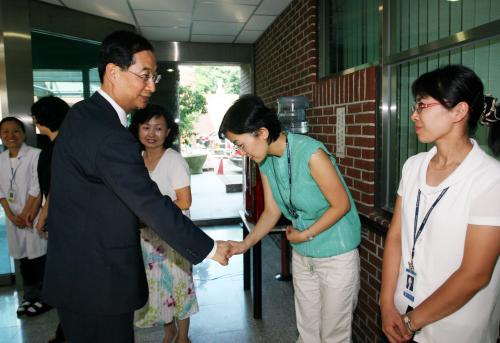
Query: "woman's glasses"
411 102 441 114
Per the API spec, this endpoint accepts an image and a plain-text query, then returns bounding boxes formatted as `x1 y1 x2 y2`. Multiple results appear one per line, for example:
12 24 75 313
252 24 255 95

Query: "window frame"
378 0 500 211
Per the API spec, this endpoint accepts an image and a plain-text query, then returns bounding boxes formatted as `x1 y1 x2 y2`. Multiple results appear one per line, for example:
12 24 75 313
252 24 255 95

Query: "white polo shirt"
395 139 500 343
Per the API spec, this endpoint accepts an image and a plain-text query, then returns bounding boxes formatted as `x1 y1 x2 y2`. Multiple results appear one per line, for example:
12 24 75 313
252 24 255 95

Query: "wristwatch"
403 314 417 335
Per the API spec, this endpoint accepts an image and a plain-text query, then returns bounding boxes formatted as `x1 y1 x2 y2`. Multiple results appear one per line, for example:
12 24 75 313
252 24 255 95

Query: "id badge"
7 188 16 203
403 268 416 302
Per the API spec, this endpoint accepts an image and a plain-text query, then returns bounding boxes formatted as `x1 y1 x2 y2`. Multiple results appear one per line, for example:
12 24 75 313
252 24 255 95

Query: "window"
379 0 500 210
33 70 84 105
319 0 380 77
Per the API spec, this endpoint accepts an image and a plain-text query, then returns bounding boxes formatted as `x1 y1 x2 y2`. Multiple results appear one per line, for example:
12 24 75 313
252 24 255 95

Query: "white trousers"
293 249 360 343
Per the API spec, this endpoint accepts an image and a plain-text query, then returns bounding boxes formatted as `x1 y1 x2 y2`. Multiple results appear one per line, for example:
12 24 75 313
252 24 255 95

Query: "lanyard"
9 157 21 190
409 187 449 270
271 136 298 219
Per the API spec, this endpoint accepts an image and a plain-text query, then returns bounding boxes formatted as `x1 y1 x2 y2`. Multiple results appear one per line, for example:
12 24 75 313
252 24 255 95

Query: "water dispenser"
277 96 309 134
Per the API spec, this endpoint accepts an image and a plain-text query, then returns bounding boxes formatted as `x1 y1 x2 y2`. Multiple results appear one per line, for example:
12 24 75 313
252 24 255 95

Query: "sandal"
26 301 52 317
17 300 32 316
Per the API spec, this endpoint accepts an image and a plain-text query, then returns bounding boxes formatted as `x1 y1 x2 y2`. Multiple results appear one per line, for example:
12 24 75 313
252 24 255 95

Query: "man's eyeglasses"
126 70 162 84
411 102 441 114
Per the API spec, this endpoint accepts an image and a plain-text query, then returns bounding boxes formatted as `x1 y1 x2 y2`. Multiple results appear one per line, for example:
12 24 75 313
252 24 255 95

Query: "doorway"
177 64 243 224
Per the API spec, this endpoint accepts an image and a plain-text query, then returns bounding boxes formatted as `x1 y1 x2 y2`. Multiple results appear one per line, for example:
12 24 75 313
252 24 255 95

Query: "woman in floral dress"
130 104 197 343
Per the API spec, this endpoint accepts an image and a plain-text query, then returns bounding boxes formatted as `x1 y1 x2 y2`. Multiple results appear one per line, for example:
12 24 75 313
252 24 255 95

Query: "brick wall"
254 0 386 341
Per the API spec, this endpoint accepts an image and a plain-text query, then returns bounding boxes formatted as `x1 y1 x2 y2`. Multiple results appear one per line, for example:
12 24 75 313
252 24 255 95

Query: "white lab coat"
0 143 47 259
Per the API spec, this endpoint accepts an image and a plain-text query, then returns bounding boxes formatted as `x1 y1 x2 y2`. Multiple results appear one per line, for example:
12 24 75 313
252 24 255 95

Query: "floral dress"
135 148 198 327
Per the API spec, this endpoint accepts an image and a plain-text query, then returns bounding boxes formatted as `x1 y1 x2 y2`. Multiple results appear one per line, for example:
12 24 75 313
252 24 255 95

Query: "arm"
18 150 42 227
173 186 192 211
95 130 216 265
19 194 41 227
407 224 500 332
229 173 282 255
286 149 351 243
0 198 25 227
35 195 50 233
380 196 410 343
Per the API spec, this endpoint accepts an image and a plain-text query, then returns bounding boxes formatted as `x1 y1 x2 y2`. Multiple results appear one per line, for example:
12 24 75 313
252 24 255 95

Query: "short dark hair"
412 65 485 135
0 116 26 133
412 64 500 155
129 104 179 149
31 96 69 132
97 30 154 83
218 94 281 143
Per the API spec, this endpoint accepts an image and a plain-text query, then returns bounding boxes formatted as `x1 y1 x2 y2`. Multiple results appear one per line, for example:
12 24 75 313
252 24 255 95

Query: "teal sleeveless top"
259 133 361 257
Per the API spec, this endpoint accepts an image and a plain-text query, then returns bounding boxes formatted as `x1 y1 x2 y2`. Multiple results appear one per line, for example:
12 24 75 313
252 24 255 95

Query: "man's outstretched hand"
210 240 230 266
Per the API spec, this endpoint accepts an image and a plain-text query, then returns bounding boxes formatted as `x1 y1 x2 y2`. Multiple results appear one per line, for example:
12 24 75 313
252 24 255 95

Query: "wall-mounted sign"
336 106 346 158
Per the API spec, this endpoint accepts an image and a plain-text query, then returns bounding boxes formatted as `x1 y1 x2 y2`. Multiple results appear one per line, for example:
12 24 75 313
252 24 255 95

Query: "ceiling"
38 0 292 44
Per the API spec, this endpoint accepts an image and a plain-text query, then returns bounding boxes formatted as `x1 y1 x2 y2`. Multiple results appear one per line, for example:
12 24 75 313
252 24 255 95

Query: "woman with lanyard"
220 95 361 343
0 117 47 317
380 65 500 343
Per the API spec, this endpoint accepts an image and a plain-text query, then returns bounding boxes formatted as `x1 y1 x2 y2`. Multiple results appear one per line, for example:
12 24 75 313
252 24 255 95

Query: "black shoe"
16 300 32 316
26 301 52 317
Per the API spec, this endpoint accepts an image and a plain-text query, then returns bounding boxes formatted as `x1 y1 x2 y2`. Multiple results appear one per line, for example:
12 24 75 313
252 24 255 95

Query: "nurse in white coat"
380 65 500 343
0 116 47 316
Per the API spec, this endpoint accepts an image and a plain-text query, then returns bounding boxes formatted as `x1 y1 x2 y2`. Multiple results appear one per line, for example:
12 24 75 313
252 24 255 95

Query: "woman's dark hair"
0 116 26 133
129 104 179 149
97 30 154 83
218 94 281 143
412 64 500 156
31 96 69 132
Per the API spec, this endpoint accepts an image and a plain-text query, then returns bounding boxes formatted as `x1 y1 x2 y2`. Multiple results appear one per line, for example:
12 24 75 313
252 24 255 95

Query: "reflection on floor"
0 225 297 343
0 208 12 275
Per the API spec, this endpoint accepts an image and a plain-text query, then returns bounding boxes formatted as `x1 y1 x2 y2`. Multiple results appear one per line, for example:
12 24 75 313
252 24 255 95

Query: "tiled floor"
0 225 298 343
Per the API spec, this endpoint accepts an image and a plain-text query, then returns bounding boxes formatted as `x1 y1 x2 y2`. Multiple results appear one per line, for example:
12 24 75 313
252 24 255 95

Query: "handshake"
210 240 249 266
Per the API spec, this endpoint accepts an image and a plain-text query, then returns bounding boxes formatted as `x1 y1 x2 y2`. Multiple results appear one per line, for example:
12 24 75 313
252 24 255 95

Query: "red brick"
355 113 375 124
362 193 375 204
362 171 375 181
348 103 363 113
365 67 377 100
363 125 376 136
354 158 374 170
354 137 375 148
362 148 375 160
363 101 376 112
354 179 374 193
346 125 362 135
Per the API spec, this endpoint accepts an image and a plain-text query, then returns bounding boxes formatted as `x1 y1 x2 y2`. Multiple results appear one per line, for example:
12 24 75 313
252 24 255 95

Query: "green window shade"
391 37 500 206
391 0 500 55
321 0 379 75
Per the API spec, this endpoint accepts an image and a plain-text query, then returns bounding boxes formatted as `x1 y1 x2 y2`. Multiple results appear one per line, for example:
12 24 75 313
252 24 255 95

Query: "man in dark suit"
43 30 229 342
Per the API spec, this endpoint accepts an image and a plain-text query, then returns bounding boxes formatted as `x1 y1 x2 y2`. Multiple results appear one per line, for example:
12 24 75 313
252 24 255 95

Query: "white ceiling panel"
195 0 260 4
245 15 275 30
135 10 191 27
192 21 244 35
130 0 194 12
193 3 255 22
191 35 235 43
140 26 190 41
39 0 64 6
235 30 263 43
255 0 292 15
61 0 135 24
35 0 285 43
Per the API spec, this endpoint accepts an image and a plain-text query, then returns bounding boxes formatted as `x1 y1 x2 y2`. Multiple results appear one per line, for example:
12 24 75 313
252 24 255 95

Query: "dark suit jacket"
43 92 214 315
